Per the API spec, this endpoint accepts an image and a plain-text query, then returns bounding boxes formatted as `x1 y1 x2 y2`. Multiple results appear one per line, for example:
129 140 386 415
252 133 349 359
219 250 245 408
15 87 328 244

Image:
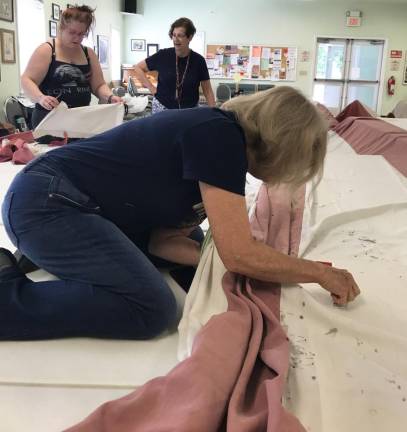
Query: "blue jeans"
0 156 180 340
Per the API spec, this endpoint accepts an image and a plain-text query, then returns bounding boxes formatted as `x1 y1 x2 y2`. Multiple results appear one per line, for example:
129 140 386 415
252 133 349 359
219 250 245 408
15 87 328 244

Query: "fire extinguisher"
387 76 396 95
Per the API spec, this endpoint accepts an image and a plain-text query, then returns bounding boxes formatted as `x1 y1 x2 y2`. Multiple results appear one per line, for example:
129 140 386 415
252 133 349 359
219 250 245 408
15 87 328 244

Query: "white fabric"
381 116 407 130
281 134 407 432
177 173 263 360
33 102 124 139
177 238 227 360
123 94 149 114
178 130 407 430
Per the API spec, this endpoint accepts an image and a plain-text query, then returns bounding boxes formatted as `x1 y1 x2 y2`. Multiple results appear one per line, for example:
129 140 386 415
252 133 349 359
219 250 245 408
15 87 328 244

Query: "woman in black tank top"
21 5 122 129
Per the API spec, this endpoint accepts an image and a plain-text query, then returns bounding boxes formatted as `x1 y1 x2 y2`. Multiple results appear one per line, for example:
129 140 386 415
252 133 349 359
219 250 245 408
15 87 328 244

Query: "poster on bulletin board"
206 45 251 78
206 44 297 81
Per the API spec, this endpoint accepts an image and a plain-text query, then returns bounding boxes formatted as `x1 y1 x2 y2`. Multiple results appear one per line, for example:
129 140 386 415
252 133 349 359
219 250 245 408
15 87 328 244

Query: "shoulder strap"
82 45 90 64
45 39 55 60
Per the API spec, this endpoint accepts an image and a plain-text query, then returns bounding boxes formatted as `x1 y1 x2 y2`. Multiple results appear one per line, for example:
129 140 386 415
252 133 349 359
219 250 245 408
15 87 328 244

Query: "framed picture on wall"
0 28 15 63
131 39 146 52
403 59 407 86
0 0 13 22
52 3 60 20
147 43 159 57
97 35 109 69
49 20 57 38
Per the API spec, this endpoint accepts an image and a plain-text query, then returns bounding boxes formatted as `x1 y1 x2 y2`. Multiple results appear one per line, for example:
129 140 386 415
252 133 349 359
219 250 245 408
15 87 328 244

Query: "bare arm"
148 227 200 267
201 80 216 107
88 49 121 103
21 43 60 110
133 60 157 95
199 182 360 306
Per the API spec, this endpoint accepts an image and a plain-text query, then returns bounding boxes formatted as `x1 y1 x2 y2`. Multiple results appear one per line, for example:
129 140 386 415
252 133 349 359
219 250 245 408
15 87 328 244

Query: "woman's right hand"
319 265 361 306
38 95 60 111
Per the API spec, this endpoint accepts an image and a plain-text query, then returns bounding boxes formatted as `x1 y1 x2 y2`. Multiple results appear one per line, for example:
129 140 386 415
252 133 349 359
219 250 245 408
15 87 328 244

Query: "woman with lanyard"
21 5 122 129
133 17 216 113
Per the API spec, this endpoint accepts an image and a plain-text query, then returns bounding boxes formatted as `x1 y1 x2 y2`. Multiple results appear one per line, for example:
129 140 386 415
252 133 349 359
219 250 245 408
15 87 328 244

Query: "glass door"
313 38 347 114
346 39 384 110
313 38 384 113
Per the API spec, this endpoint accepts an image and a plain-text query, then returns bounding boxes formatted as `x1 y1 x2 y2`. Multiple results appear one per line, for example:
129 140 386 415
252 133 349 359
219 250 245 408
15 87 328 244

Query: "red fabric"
64 185 307 432
333 116 407 177
335 100 373 123
1 130 34 142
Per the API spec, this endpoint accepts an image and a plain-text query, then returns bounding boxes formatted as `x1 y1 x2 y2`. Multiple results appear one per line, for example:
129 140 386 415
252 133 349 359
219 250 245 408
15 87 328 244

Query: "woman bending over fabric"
133 17 216 113
0 86 360 341
21 5 122 129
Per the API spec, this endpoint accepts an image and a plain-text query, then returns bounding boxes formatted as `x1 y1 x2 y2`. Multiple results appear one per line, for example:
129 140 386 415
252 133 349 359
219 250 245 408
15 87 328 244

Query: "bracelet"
107 94 113 104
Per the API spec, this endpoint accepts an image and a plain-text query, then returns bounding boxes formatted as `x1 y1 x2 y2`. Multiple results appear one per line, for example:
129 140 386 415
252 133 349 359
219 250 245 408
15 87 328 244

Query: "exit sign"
390 50 402 58
346 16 361 26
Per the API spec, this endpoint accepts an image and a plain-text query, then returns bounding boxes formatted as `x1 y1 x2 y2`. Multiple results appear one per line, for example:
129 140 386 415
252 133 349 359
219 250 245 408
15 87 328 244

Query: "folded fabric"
335 100 374 123
33 102 125 139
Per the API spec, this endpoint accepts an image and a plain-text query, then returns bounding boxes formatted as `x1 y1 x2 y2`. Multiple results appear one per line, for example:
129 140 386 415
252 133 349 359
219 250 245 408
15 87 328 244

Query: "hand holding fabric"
38 95 60 110
319 265 360 306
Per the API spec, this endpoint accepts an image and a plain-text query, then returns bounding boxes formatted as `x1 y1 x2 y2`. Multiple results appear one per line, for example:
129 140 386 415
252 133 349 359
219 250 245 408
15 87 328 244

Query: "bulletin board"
205 44 297 81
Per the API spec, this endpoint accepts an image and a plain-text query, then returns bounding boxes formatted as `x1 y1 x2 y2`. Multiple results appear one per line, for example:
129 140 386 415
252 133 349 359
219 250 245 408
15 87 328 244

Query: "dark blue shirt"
146 48 210 109
45 107 247 239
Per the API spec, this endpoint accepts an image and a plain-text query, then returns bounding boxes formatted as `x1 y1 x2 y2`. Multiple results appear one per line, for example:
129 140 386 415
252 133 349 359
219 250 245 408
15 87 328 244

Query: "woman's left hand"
109 95 123 104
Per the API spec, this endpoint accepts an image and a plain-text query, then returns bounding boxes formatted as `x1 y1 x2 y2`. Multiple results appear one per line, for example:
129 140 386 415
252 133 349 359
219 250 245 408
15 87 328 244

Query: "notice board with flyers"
205 44 297 81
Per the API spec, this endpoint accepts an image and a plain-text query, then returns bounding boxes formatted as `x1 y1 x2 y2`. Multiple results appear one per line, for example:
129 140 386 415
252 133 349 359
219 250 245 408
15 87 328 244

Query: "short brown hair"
168 17 196 39
222 86 328 188
60 4 95 34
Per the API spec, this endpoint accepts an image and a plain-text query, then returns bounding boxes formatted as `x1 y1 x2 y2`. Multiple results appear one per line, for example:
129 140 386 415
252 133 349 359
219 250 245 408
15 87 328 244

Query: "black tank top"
36 39 92 111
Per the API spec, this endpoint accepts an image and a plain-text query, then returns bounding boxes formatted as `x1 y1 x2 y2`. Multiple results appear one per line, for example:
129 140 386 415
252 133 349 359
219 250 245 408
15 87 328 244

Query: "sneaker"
13 250 39 274
0 247 18 273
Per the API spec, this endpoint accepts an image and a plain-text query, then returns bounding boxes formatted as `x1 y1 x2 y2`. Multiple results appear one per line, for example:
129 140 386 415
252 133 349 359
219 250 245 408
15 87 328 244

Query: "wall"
123 0 407 115
0 0 18 122
0 0 123 122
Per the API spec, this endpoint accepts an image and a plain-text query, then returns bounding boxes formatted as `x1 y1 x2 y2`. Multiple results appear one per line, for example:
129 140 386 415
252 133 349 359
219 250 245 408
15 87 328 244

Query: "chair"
127 76 139 97
392 100 407 118
4 96 32 130
216 84 232 106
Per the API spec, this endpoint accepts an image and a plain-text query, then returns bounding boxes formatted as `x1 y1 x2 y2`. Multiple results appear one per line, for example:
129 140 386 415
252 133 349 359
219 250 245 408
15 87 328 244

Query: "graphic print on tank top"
50 63 91 98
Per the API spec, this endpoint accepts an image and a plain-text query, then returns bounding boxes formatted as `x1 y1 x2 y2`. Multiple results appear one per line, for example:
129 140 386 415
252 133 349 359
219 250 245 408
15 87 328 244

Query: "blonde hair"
60 4 95 34
222 86 328 187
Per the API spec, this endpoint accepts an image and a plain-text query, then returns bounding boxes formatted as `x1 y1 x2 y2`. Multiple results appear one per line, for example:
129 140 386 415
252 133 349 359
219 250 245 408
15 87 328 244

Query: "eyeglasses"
171 32 187 39
66 28 87 38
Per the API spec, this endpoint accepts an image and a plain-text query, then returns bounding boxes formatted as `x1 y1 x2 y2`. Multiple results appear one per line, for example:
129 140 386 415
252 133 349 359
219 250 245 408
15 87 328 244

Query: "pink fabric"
334 116 407 177
0 130 68 164
65 184 306 432
335 100 373 123
0 137 35 164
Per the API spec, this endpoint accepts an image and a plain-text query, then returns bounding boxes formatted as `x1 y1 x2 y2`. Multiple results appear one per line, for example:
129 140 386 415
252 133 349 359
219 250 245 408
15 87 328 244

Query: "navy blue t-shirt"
146 48 210 109
45 107 247 240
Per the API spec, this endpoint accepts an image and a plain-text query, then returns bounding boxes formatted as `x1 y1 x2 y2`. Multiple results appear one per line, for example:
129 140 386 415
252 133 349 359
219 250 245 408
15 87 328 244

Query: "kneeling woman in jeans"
0 86 360 340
